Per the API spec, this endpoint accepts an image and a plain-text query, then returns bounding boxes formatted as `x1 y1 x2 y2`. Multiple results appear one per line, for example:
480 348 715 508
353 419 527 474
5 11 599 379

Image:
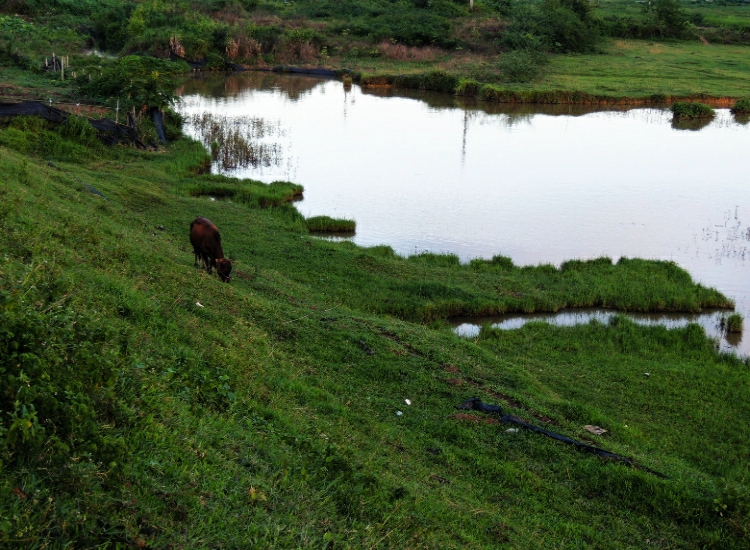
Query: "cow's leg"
193 249 201 267
203 253 213 274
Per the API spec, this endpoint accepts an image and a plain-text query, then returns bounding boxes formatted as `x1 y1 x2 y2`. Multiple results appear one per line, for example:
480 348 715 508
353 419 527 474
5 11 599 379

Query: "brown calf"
189 217 232 282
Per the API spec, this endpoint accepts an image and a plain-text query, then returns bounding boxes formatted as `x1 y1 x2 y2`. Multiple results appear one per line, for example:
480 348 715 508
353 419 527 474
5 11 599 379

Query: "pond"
177 72 749 354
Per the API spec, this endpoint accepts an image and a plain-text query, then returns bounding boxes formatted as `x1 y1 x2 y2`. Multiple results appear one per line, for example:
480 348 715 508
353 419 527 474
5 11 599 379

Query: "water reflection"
177 71 327 102
186 112 287 172
176 72 750 338
451 309 746 356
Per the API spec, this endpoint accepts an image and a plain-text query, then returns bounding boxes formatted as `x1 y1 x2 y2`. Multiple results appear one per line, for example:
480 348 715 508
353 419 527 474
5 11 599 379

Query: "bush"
731 98 750 114
75 55 188 111
670 102 715 119
498 49 546 82
502 0 600 54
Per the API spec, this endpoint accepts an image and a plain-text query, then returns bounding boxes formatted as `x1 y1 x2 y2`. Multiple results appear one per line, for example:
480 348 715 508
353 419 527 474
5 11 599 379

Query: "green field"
0 115 748 547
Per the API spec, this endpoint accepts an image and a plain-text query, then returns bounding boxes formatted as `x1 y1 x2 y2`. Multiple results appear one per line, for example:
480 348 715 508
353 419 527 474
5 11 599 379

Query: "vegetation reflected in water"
187 112 286 173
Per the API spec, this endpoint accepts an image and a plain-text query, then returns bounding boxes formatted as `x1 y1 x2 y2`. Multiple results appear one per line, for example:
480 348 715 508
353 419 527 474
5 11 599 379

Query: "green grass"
0 118 748 547
671 101 715 118
353 39 750 100
183 174 304 208
305 215 356 232
724 313 745 333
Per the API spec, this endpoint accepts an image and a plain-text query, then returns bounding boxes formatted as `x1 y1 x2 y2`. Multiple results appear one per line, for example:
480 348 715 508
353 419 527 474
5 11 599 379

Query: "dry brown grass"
226 36 262 60
275 41 318 64
376 41 440 61
169 36 186 57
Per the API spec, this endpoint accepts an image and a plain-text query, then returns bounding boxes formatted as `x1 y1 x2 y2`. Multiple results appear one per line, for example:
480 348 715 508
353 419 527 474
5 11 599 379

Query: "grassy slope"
0 120 748 548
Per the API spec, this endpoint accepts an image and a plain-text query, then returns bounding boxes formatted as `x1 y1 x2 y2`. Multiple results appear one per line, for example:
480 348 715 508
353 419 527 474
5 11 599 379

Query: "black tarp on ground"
0 101 147 148
169 51 207 69
272 65 337 76
0 101 68 123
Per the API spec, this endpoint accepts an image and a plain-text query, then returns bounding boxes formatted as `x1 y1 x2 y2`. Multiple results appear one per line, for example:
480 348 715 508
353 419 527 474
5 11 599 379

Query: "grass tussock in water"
722 312 744 333
0 119 748 548
671 101 715 119
731 98 750 114
306 215 356 233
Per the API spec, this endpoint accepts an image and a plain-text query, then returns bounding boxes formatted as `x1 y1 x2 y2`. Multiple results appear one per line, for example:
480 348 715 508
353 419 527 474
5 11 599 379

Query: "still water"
177 72 749 353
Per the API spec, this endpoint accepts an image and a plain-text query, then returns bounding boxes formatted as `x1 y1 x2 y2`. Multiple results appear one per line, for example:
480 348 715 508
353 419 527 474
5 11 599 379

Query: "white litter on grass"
396 411 403 416
506 428 518 433
644 373 650 377
195 301 204 308
405 399 412 406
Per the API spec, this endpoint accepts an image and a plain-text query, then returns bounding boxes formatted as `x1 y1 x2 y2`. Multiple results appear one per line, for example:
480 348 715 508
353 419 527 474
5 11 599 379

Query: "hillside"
0 112 748 547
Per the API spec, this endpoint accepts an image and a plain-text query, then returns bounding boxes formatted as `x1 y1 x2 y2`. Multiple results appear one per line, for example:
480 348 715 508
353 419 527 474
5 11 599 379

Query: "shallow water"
177 72 750 352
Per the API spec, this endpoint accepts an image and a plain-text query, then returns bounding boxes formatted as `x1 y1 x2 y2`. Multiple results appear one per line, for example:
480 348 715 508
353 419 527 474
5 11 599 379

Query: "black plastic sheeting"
149 107 167 145
169 51 207 69
168 52 343 77
0 101 148 148
271 65 338 77
0 101 68 123
455 397 668 478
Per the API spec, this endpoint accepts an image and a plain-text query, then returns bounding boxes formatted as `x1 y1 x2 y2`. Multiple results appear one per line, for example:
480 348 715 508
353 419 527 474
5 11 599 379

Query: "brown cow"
189 217 233 282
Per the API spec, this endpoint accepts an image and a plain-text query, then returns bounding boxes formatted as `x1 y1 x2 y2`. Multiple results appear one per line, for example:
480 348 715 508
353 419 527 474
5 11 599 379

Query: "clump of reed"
670 102 715 119
721 313 744 333
306 215 356 233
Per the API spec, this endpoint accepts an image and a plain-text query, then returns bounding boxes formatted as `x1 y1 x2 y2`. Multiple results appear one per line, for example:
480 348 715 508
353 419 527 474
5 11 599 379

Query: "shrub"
306 216 356 232
670 102 715 119
498 49 547 83
731 98 750 114
75 55 188 112
503 0 600 53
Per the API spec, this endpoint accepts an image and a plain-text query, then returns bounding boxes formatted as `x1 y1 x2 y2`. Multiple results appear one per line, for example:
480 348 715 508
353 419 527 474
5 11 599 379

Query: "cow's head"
216 258 233 283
